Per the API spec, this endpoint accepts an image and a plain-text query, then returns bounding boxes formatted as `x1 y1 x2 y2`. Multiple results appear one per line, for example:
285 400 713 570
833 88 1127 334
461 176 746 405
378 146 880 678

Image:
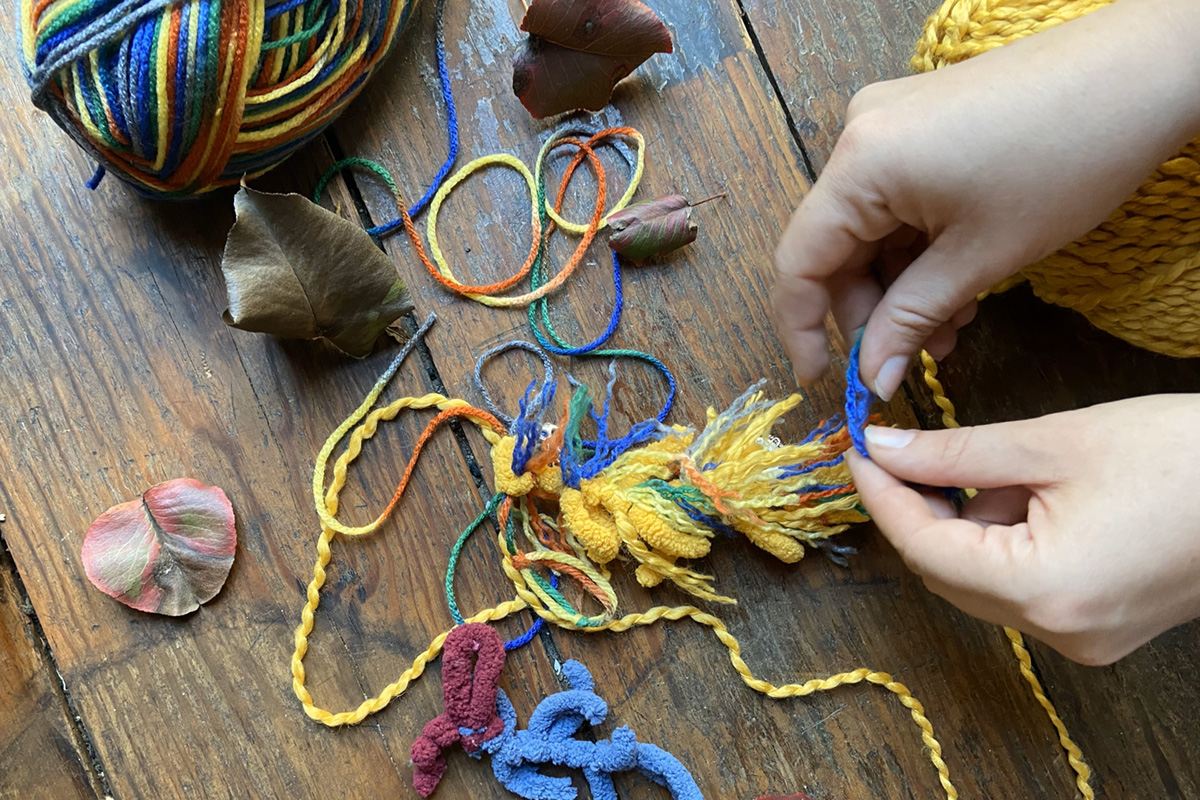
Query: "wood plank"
0 8 559 799
0 544 100 800
313 0 1101 797
741 0 1200 796
739 0 933 174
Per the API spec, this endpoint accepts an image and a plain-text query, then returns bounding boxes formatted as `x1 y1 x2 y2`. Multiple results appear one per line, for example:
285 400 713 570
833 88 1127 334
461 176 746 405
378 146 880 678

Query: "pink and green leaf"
81 479 236 616
607 193 727 262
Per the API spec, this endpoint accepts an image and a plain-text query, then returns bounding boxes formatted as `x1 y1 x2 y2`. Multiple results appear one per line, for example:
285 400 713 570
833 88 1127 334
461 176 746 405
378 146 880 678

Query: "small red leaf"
607 193 724 262
513 0 673 119
82 479 236 616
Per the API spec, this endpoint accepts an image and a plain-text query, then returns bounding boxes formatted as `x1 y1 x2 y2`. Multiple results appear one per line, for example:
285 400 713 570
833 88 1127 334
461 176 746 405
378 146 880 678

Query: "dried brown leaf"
607 193 724 262
220 186 413 357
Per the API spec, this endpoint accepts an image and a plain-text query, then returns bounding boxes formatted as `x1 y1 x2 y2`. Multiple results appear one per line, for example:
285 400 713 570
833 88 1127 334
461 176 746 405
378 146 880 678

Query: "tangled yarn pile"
280 5 1103 798
19 0 417 196
914 0 1200 356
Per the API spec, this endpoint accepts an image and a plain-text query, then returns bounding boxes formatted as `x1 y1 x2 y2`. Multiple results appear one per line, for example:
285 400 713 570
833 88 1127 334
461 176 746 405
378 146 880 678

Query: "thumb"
859 236 996 400
861 418 1064 490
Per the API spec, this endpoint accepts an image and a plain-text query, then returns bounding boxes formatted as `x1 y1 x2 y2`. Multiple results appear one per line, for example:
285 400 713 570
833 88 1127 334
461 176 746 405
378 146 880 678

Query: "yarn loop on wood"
915 0 1200 357
19 0 418 196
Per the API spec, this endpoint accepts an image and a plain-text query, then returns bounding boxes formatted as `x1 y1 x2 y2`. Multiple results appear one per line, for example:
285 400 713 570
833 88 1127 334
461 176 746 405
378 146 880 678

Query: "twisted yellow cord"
920 350 1093 799
290 382 960 797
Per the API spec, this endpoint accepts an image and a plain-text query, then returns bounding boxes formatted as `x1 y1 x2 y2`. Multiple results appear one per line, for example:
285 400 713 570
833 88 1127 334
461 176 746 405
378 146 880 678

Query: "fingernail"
864 425 915 448
874 356 909 401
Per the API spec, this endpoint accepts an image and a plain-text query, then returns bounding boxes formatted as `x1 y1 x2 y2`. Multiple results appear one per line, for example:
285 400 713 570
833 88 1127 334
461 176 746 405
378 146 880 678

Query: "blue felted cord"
479 661 703 800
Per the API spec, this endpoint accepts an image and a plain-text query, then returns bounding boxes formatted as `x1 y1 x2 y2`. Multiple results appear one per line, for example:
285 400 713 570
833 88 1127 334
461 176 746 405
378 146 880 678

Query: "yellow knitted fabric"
914 0 1200 357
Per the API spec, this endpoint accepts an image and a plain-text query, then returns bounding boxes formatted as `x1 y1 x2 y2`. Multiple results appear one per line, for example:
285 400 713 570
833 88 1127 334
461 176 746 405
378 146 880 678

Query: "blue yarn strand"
265 0 308 20
845 332 875 457
85 165 106 190
366 0 457 235
531 250 623 356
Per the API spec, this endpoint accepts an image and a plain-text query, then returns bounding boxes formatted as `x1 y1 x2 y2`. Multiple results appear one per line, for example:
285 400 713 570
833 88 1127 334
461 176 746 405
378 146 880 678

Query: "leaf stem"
689 192 728 208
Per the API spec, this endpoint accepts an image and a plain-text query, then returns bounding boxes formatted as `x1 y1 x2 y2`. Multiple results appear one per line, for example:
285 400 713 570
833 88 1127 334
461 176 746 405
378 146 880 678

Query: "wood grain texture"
0 7 557 799
743 0 1200 797
0 546 100 800
739 0 933 173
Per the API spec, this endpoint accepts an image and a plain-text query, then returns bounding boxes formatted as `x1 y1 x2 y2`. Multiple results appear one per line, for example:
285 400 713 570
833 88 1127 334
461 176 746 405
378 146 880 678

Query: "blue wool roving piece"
478 661 703 800
845 333 875 457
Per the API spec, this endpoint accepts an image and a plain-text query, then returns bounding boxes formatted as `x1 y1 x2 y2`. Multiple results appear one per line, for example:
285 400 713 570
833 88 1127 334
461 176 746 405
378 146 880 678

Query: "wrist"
1081 0 1200 154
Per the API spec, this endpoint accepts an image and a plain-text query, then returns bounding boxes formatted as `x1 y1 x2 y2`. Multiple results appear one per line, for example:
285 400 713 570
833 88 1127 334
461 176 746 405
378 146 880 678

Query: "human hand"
847 395 1200 665
774 0 1200 400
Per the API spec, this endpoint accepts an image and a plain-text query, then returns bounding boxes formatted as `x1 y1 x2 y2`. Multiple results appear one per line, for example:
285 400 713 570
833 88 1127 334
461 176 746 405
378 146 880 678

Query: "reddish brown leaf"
607 192 724 262
81 479 236 616
513 0 673 118
757 794 820 800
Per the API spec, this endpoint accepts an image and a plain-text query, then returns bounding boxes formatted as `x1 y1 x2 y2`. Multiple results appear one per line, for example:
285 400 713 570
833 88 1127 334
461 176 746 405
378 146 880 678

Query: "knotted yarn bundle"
914 0 1200 356
487 378 867 606
19 0 418 197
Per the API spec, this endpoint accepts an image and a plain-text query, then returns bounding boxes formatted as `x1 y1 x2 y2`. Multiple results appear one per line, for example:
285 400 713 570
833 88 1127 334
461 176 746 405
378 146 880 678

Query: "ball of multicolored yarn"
19 0 418 197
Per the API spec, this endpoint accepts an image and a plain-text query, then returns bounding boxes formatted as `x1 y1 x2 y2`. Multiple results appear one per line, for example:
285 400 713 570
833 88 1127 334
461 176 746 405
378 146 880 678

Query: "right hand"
847 394 1200 666
773 0 1200 400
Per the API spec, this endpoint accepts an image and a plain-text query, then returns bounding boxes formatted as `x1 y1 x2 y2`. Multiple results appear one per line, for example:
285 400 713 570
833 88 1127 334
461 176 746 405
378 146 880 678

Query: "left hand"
847 394 1200 665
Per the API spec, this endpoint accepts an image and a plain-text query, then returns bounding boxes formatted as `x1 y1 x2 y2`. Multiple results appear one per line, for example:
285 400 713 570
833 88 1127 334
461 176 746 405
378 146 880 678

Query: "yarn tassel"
497 376 864 603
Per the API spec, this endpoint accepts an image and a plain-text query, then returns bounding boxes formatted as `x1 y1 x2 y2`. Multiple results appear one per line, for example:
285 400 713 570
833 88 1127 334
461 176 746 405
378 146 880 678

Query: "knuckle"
845 82 884 120
832 116 875 164
1053 637 1123 667
888 296 948 338
1022 590 1096 639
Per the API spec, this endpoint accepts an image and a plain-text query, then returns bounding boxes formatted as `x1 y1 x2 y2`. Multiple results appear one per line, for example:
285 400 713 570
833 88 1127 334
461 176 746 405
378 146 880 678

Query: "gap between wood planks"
732 0 818 184
0 529 112 799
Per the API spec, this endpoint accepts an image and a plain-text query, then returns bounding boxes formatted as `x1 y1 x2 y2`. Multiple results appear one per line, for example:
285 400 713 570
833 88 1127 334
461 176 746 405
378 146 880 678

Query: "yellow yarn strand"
425 153 542 307
920 350 1094 799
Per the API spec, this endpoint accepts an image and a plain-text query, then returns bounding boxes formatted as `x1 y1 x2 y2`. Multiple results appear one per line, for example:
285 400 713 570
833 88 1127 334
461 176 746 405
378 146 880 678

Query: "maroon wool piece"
410 623 508 797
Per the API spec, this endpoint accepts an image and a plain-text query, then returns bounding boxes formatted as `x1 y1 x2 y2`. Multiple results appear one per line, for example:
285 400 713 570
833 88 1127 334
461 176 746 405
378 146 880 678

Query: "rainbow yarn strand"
20 0 419 196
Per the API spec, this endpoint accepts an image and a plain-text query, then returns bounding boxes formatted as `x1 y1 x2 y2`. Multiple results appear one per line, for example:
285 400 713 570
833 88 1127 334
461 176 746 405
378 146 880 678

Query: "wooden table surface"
3 1 1199 798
